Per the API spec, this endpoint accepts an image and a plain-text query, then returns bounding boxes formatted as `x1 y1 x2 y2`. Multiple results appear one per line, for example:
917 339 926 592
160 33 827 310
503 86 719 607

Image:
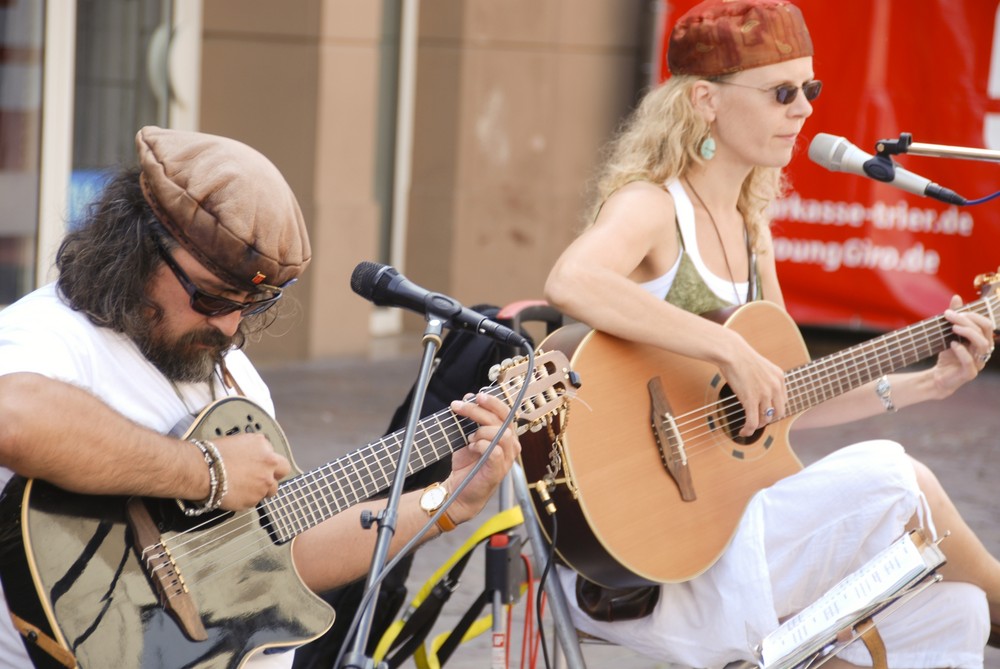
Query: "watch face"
420 485 447 512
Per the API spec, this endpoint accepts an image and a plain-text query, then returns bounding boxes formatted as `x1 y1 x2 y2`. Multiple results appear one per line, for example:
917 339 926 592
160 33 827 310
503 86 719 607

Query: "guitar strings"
664 298 989 455
645 295 997 465
242 363 564 547
147 370 560 588
150 408 480 584
668 313 956 457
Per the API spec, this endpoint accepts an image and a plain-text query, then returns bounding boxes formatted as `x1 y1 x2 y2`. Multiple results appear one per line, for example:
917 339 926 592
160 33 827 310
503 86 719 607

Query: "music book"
754 529 946 669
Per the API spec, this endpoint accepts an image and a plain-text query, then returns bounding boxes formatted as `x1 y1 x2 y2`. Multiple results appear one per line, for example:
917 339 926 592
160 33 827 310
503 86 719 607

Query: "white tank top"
639 179 750 305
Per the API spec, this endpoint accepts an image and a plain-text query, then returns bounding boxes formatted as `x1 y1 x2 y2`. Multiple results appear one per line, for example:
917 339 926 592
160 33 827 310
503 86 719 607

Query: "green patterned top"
659 179 758 315
664 252 745 315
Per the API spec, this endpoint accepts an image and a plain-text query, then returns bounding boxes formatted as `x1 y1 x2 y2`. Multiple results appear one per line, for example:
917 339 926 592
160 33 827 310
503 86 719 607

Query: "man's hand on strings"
443 392 521 524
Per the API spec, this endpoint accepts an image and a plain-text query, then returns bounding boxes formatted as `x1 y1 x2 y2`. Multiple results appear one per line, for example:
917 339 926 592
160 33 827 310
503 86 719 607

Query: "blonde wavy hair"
587 75 787 252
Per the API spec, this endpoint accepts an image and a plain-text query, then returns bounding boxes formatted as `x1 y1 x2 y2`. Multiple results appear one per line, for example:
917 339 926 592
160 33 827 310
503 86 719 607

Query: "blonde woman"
545 0 999 666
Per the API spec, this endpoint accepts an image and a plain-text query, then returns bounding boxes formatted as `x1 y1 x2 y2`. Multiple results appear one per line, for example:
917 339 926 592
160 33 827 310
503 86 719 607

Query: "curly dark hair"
56 166 278 351
56 166 165 334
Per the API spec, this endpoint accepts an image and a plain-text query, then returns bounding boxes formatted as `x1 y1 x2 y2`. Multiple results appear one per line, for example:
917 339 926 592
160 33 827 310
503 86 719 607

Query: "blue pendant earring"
699 134 716 160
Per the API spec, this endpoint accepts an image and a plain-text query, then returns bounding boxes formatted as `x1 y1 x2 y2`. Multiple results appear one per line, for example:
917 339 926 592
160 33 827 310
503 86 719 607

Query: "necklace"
683 176 754 304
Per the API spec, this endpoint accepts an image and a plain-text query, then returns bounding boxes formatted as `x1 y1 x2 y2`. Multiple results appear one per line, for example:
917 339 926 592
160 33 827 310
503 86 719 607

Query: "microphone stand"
341 316 446 669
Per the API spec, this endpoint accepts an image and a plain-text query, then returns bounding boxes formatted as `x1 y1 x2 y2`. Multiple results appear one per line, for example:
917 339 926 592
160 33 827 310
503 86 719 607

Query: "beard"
135 324 234 383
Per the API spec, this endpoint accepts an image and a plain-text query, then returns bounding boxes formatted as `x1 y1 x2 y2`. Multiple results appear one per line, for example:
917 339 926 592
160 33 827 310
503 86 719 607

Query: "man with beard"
0 126 521 668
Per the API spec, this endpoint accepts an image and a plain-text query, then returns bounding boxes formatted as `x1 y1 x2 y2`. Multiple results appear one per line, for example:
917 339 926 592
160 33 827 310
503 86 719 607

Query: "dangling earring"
699 134 716 161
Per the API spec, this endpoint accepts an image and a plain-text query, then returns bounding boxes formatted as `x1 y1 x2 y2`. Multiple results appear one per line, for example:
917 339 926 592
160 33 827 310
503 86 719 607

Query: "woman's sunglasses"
155 240 282 317
715 79 823 105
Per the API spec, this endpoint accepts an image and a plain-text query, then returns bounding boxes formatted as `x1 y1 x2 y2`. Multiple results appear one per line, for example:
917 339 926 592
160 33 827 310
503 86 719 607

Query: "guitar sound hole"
214 422 260 436
718 386 764 446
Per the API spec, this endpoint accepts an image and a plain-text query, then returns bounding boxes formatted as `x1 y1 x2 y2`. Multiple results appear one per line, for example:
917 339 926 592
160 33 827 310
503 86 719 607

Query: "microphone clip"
874 132 913 157
862 133 913 183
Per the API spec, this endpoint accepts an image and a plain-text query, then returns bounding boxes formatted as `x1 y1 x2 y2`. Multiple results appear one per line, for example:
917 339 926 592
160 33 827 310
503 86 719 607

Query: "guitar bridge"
648 377 696 501
125 497 208 641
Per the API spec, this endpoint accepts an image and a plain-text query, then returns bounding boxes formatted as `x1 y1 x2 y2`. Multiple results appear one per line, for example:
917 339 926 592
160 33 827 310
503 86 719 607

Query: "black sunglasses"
155 240 282 317
715 79 823 105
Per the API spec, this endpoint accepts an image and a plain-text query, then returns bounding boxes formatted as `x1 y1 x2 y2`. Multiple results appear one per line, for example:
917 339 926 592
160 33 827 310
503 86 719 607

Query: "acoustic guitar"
0 351 572 669
519 273 1000 588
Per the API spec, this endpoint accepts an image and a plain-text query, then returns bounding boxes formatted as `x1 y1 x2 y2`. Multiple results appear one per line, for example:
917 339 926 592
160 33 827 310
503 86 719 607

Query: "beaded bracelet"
183 439 228 516
201 439 229 509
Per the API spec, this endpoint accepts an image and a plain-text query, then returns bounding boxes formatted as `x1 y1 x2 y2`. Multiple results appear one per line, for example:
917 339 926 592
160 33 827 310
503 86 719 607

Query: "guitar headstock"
490 350 577 435
974 269 1000 335
974 268 1000 297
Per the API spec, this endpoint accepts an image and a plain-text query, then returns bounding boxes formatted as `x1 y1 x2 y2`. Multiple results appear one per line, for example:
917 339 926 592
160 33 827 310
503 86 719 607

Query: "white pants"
558 441 989 668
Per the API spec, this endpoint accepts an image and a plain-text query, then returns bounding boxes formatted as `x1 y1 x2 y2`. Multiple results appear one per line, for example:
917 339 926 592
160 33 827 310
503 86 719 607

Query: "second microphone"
350 261 527 348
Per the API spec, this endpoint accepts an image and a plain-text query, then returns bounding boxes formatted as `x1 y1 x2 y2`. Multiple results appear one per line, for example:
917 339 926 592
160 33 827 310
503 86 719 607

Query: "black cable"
535 512 558 669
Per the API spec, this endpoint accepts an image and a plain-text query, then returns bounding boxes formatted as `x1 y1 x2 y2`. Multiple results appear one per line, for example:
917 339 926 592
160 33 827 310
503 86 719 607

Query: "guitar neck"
784 292 998 415
248 348 571 545
262 397 484 542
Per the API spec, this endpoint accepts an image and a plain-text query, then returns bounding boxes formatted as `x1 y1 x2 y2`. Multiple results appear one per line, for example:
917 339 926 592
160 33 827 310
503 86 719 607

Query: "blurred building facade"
1 0 658 362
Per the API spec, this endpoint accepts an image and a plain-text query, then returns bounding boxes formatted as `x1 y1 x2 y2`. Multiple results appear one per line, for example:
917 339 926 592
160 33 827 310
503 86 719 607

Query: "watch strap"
435 510 458 533
420 482 458 532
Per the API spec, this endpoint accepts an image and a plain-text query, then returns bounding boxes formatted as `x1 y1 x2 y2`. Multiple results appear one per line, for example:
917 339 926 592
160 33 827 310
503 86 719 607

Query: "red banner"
659 0 1000 330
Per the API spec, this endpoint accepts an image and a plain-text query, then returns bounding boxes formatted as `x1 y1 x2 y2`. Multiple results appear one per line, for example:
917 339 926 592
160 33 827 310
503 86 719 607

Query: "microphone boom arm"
876 132 1000 163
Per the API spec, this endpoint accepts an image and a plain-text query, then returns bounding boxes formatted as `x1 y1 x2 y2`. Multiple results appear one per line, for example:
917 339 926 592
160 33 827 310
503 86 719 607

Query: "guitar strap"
9 611 76 668
219 359 245 396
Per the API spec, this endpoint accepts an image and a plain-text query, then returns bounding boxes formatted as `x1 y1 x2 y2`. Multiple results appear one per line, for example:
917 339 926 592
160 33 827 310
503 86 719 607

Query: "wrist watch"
419 482 457 532
875 375 897 413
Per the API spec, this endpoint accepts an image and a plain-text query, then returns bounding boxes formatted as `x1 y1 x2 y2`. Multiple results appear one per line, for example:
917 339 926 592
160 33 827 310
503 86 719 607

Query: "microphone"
808 133 966 205
350 261 527 348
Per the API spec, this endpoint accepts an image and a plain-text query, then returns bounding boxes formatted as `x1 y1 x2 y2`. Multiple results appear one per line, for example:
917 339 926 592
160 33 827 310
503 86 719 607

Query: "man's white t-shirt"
0 283 293 668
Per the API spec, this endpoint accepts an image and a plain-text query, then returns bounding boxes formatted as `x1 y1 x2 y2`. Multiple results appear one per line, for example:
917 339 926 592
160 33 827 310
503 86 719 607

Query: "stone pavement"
257 333 1000 669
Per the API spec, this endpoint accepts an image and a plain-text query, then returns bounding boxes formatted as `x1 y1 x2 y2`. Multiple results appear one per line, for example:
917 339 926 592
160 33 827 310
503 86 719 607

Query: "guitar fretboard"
248 350 569 544
261 406 480 542
783 291 999 415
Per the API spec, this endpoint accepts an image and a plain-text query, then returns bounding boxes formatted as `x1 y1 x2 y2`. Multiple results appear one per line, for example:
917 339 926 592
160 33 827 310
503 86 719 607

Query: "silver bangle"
184 439 227 516
875 375 897 413
200 439 228 509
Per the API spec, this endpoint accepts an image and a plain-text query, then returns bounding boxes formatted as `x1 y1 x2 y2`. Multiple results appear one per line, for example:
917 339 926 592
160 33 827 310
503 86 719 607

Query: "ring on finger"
764 407 776 420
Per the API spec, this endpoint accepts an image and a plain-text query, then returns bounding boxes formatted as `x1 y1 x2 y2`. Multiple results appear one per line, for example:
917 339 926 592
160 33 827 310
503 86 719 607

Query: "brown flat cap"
668 0 813 77
136 126 310 292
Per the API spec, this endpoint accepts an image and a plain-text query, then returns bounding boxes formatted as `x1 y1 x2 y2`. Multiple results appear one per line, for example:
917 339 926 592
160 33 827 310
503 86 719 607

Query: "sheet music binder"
753 529 946 669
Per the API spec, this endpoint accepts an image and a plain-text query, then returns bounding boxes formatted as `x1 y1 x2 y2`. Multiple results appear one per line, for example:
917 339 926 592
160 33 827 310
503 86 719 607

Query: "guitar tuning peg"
974 270 1000 291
